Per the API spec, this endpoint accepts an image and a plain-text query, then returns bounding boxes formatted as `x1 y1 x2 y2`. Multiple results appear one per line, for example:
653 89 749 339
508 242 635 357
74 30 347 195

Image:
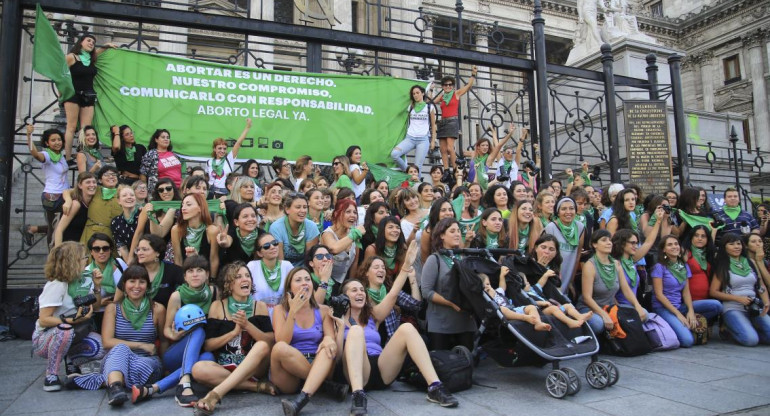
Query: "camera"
661 205 672 214
455 158 467 170
73 293 97 316
746 297 764 317
523 160 540 176
328 294 350 318
272 140 284 149
496 175 510 183
711 214 725 229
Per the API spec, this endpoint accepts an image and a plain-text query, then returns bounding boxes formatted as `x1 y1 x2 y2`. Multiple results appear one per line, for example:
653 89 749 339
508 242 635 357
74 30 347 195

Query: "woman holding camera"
333 277 458 416
709 233 770 346
33 242 104 392
652 235 722 347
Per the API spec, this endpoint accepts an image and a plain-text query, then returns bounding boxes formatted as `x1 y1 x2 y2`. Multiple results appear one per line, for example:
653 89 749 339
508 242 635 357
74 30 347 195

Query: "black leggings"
428 331 474 351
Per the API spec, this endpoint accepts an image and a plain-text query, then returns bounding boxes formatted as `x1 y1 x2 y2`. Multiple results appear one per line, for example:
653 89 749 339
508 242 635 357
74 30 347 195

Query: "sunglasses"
442 83 454 87
314 253 333 260
158 186 174 193
90 245 111 253
332 162 341 166
259 240 280 250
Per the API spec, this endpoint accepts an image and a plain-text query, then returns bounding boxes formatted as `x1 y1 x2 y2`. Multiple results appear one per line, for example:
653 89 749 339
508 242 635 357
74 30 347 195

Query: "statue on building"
604 0 656 43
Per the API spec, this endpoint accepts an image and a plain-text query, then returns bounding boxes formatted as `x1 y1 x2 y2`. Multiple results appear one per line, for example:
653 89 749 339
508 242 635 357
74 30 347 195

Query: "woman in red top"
430 66 477 170
681 224 715 301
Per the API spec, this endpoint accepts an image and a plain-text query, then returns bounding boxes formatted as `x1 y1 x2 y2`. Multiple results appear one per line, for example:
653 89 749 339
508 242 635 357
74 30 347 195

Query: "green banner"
93 49 418 164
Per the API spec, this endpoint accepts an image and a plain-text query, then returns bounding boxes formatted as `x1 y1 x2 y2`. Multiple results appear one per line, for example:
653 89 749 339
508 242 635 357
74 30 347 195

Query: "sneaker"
65 361 81 378
107 382 128 406
427 384 458 408
350 390 367 416
43 375 62 392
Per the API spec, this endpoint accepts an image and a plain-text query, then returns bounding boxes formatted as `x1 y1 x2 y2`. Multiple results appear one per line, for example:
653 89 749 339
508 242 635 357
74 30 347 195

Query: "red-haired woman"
206 119 251 198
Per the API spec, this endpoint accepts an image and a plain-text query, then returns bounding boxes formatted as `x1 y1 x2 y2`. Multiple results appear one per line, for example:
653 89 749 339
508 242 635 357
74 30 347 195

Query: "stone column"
248 0 274 69
698 51 715 112
744 30 770 151
158 0 188 56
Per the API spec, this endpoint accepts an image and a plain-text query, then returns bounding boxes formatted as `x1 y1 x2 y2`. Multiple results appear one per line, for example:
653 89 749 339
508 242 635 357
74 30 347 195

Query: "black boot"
281 391 311 416
321 380 349 402
350 390 368 416
107 382 128 407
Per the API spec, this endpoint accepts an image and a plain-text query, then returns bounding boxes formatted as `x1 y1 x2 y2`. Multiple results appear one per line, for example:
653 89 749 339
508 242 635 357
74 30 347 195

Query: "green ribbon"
177 283 213 314
311 272 334 303
442 90 454 106
367 285 387 304
90 259 115 294
122 296 150 331
123 145 136 162
45 148 62 163
348 227 363 249
79 50 91 66
227 296 253 318
667 261 688 284
101 187 117 200
730 256 752 277
620 256 637 288
261 260 283 292
412 101 427 113
67 270 92 300
593 257 617 290
691 247 707 271
236 227 258 257
147 261 165 300
723 205 741 221
382 244 397 270
556 218 579 247
285 216 307 256
184 224 207 253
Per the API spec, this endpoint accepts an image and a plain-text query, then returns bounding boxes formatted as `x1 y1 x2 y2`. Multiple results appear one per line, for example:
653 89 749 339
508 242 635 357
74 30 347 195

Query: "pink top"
158 151 182 187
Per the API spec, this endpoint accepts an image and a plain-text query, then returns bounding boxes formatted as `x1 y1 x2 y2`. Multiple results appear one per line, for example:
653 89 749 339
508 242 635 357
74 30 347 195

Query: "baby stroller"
443 248 618 399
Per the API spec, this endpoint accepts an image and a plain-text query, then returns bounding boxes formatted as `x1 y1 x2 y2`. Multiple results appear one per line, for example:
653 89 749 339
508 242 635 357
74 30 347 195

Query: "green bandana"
586 206 595 217
473 155 489 191
90 259 115 294
556 218 579 247
730 256 752 277
236 227 258 257
284 216 306 255
442 90 454 106
177 283 213 314
123 144 136 162
440 253 456 270
486 232 499 249
84 145 101 161
691 247 708 271
261 260 283 292
124 206 139 225
67 270 92 299
675 208 723 232
79 50 91 66
310 211 324 235
348 227 363 249
575 213 587 226
580 171 592 186
629 215 638 232
367 285 387 304
517 224 530 252
45 148 62 163
521 171 531 184
648 213 658 227
593 257 617 290
667 261 688 284
311 273 335 302
101 187 117 200
382 244 397 270
371 225 379 239
634 205 644 219
227 296 253 318
412 101 426 113
539 215 550 229
723 205 741 221
502 160 512 176
147 261 165 300
211 157 226 178
620 256 637 288
122 296 150 331
184 224 207 252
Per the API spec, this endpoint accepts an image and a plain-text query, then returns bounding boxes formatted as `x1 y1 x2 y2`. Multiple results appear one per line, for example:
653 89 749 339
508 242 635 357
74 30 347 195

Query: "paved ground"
2 337 770 416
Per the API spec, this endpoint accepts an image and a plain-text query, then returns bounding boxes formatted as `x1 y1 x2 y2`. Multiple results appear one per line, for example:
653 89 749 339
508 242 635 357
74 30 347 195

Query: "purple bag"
643 312 679 351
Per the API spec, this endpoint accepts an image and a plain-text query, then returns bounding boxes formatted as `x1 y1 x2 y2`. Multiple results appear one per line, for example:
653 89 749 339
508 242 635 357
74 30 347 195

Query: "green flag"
33 5 75 102
366 162 412 189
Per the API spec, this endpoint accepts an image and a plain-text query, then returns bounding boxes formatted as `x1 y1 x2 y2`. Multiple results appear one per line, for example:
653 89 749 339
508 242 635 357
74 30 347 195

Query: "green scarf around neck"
261 260 283 292
122 296 150 331
147 261 165 300
412 101 427 113
593 257 617 290
236 227 258 257
67 270 92 300
90 259 115 294
691 247 708 272
124 206 139 225
84 145 101 161
123 144 136 162
185 224 207 252
227 296 253 318
211 157 227 178
311 272 334 303
101 186 117 200
667 261 688 284
284 216 306 255
45 148 62 163
730 256 752 277
442 90 454 106
382 244 398 270
486 231 499 249
79 50 91 66
367 285 387 304
723 205 741 221
177 283 213 314
619 256 637 288
556 218 579 247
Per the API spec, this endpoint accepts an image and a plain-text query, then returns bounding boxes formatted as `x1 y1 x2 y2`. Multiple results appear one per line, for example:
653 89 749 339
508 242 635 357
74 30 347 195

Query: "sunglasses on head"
259 240 280 250
314 253 333 260
158 186 174 193
90 245 111 253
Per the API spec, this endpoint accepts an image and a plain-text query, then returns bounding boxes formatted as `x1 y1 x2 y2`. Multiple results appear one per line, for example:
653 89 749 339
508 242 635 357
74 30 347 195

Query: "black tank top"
69 58 97 93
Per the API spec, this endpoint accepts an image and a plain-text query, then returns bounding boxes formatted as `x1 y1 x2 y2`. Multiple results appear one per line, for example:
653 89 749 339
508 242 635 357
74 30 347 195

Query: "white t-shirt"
247 259 294 308
406 103 434 138
495 158 519 188
207 152 235 190
38 276 94 320
349 164 366 198
41 151 69 194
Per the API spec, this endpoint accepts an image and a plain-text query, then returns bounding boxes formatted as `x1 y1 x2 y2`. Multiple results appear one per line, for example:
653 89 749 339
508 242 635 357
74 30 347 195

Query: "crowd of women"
24 33 770 416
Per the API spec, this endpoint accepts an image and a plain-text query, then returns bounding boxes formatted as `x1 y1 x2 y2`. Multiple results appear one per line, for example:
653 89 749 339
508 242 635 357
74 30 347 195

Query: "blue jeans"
653 300 722 348
157 327 214 393
722 309 770 347
578 306 605 335
391 134 430 173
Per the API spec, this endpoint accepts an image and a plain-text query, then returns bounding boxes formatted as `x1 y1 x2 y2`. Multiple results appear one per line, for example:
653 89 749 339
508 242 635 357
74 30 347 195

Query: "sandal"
131 384 153 404
175 382 198 407
256 379 277 396
193 390 222 416
19 225 34 246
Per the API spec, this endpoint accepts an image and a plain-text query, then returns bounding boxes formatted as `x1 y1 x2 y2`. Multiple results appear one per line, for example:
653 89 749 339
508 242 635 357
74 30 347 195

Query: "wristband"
318 281 329 290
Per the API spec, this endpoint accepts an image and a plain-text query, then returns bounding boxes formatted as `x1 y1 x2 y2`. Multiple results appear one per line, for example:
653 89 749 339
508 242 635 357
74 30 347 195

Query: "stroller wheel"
585 362 611 389
599 360 619 386
561 367 581 395
545 370 570 399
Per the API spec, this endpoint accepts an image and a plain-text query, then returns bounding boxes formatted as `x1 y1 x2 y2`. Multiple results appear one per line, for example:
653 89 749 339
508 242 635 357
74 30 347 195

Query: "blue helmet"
174 304 206 332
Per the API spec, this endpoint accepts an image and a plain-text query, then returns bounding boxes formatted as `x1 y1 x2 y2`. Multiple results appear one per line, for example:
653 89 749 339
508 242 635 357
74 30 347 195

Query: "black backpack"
601 306 652 357
1 295 39 340
401 345 474 392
